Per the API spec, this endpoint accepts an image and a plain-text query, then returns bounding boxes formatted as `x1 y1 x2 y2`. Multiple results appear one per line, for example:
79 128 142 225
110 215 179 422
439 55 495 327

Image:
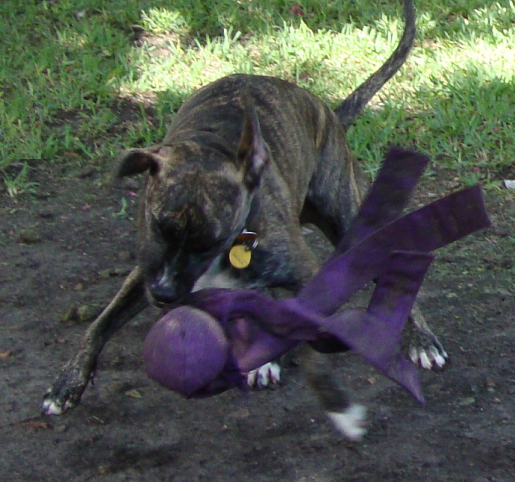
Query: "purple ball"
143 306 229 397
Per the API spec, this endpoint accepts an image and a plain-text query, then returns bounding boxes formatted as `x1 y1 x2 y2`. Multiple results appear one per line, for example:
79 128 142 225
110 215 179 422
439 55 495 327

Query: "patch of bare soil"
1 163 514 482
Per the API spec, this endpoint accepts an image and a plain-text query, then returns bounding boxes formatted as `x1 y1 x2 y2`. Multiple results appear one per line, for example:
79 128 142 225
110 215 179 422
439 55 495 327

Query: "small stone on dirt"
34 192 51 200
17 228 42 244
98 269 112 279
54 423 68 433
61 306 78 322
117 250 132 261
123 179 140 191
77 305 99 322
125 389 143 399
458 397 476 406
76 167 95 179
99 267 127 278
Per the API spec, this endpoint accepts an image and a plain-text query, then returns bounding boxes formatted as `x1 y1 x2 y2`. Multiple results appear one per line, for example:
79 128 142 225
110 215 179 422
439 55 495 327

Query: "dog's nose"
149 283 177 305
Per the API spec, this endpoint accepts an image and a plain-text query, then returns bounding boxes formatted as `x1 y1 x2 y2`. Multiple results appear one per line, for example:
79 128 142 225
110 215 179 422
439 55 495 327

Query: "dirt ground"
1 158 514 482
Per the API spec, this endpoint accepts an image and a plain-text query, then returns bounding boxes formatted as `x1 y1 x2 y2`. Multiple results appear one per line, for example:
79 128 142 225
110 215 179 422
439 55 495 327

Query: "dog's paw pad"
409 345 448 370
326 404 367 441
247 362 281 389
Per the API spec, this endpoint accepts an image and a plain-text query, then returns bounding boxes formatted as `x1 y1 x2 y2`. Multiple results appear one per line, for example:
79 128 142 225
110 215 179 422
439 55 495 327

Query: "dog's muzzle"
148 269 196 306
149 283 177 305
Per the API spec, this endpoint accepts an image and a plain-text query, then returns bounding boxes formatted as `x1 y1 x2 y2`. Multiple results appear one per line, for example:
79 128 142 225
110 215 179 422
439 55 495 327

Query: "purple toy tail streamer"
298 184 491 316
366 251 434 330
335 148 429 255
320 252 434 402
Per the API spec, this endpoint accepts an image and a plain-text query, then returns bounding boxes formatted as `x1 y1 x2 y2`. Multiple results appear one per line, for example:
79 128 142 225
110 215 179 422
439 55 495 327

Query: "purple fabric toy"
143 148 491 402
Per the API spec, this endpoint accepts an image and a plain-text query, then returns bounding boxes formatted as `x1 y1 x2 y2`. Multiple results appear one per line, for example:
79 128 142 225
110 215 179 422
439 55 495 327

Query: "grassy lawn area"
1 0 514 193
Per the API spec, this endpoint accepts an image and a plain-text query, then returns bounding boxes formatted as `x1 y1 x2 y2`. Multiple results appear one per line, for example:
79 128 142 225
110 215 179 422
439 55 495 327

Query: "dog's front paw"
246 362 281 389
326 404 367 441
42 364 92 415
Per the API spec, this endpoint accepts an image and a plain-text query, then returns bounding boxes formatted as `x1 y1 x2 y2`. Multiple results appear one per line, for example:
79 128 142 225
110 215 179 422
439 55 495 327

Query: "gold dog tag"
229 244 252 269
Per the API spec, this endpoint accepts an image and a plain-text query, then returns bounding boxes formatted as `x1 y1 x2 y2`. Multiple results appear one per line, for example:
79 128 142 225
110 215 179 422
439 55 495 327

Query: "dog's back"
161 0 416 245
164 74 339 210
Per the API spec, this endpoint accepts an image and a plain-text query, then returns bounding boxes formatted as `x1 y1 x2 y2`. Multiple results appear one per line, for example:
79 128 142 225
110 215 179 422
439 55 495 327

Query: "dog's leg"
42 267 148 415
246 229 321 389
245 230 364 438
302 347 366 440
290 237 366 440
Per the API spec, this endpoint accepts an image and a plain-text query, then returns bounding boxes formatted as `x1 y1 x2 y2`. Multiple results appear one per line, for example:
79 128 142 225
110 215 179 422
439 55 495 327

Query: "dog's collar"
228 192 260 269
229 229 258 269
245 195 260 230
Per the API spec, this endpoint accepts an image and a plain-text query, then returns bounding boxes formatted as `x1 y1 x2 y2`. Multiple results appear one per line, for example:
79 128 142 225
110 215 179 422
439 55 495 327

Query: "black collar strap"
235 229 258 249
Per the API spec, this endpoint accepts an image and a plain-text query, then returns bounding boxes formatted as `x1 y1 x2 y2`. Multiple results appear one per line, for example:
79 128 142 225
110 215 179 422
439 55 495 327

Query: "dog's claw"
247 362 281 389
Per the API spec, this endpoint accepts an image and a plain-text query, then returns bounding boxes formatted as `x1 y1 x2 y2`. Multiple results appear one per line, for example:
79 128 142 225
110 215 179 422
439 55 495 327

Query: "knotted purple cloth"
143 148 491 402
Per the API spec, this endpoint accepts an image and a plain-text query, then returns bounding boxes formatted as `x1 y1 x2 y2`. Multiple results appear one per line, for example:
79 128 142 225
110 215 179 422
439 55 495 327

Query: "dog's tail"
334 0 416 131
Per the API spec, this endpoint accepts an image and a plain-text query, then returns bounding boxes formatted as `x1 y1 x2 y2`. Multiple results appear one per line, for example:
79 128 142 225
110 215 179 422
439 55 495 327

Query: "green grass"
2 0 515 193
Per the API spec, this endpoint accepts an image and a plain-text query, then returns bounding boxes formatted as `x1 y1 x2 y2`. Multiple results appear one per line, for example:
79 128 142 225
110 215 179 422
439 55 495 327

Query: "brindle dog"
43 0 447 439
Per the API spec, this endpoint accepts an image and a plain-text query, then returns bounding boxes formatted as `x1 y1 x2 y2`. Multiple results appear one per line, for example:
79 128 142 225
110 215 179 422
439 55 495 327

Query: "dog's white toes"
409 346 419 365
419 350 433 370
246 369 257 387
326 404 367 441
430 346 447 368
247 362 281 389
41 398 63 416
409 346 448 370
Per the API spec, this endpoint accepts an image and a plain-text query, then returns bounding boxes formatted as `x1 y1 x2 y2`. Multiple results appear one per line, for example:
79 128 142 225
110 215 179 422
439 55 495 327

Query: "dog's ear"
115 146 172 178
237 96 270 190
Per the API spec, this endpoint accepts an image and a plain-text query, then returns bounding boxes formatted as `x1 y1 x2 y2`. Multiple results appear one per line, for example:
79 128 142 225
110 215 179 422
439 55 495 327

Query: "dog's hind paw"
247 362 281 389
326 404 367 441
409 344 448 370
405 312 449 370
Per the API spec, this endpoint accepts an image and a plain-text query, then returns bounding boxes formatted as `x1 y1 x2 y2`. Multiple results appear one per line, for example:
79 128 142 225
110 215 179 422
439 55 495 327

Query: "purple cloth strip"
319 252 434 402
334 148 429 255
297 184 491 316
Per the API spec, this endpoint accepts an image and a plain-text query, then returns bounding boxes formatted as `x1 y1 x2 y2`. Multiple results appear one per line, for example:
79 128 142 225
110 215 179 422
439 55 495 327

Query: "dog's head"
115 100 269 306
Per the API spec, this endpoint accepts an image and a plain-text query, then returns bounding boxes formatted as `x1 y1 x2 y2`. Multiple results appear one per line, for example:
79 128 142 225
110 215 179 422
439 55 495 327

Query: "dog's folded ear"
237 95 270 190
115 146 172 178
